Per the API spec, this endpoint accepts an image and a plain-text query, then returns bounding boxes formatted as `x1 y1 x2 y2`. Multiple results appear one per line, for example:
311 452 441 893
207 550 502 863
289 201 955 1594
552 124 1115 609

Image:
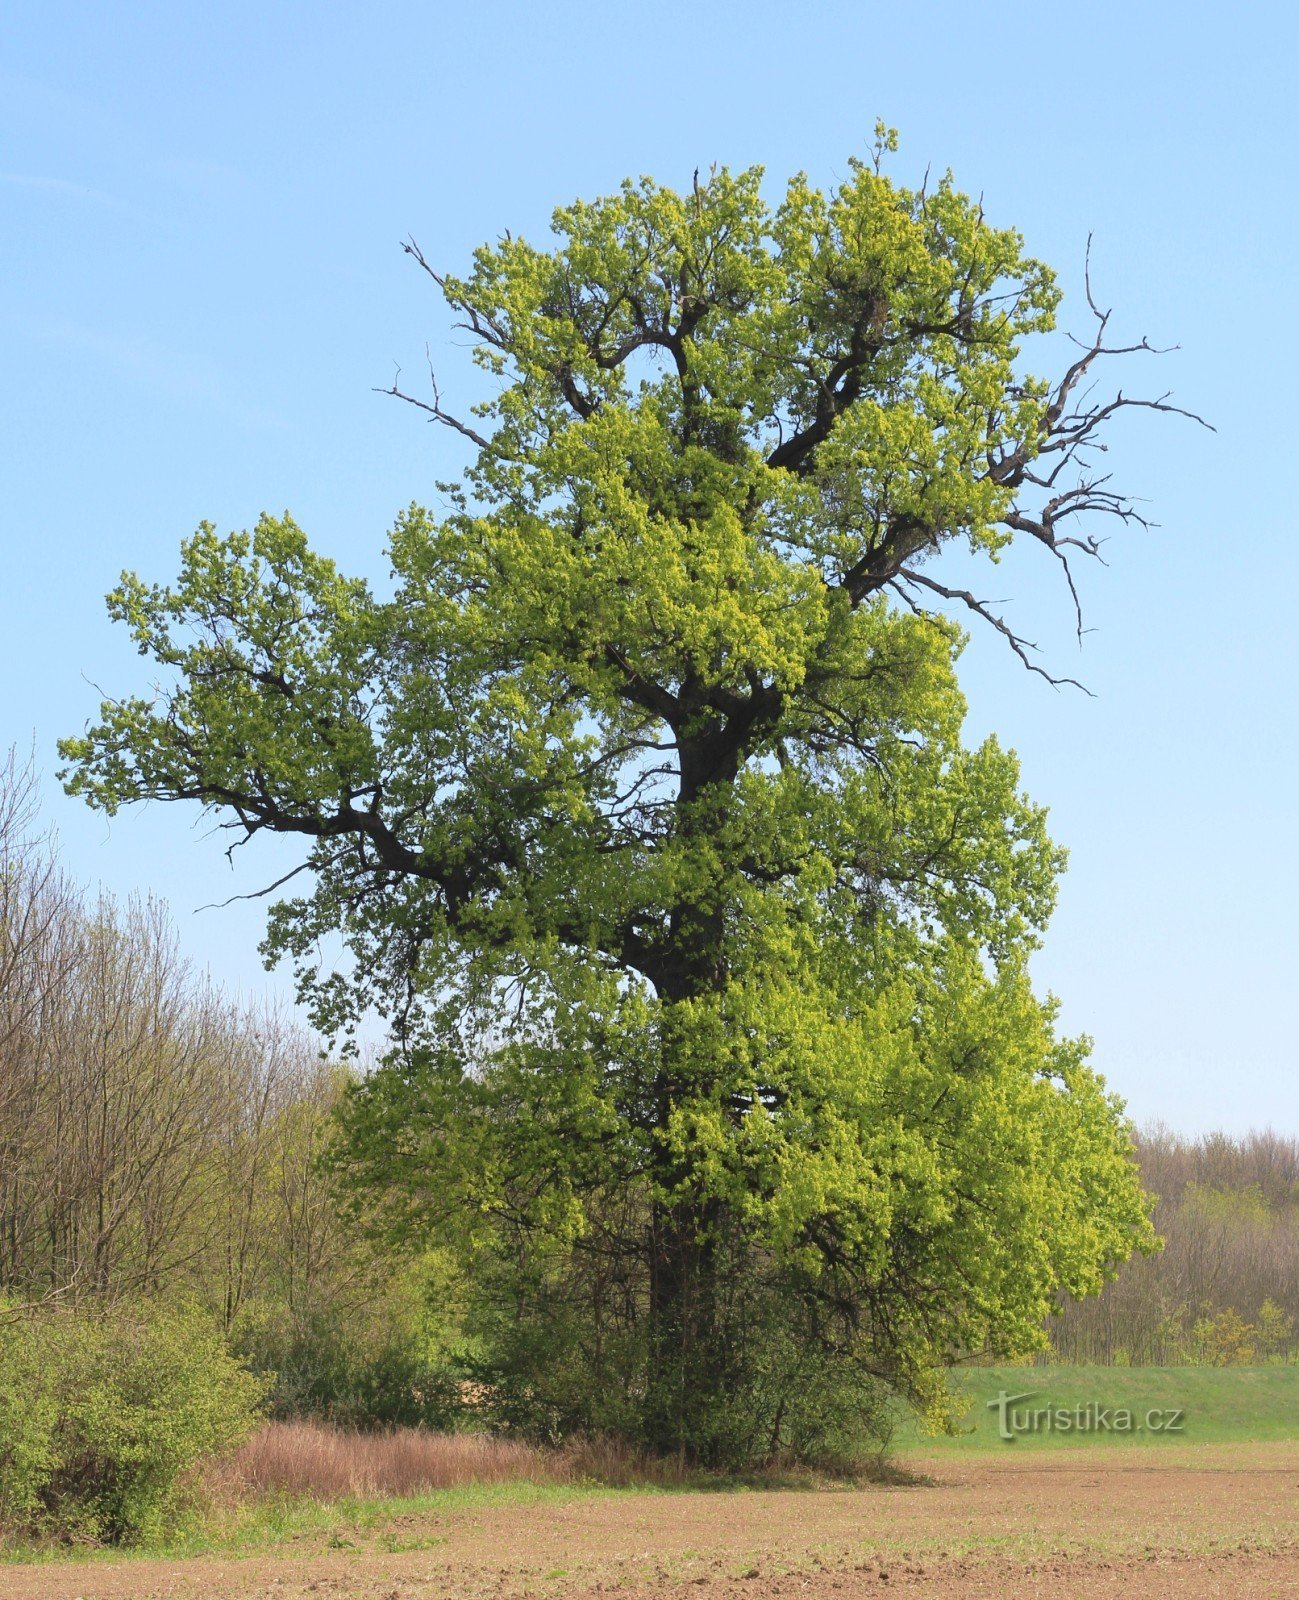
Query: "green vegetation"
0 743 466 1440
0 1478 597 1567
59 132 1169 1468
895 1364 1299 1452
0 1301 265 1545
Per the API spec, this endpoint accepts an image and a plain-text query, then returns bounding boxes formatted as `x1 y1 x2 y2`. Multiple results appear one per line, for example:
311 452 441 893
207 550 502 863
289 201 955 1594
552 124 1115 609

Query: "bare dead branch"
375 350 494 453
894 568 1092 692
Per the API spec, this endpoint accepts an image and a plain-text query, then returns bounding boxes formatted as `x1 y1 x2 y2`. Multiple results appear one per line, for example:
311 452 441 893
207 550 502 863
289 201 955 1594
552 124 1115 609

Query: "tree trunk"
641 729 738 1459
645 1192 722 1458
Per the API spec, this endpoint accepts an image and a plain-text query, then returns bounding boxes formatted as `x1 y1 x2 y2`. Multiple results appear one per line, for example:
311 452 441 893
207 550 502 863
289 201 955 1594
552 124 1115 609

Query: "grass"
0 1423 721 1564
8 1368 1298 1563
0 1418 904 1564
212 1419 893 1503
894 1363 1299 1453
0 1424 622 1565
216 1419 569 1499
0 1477 603 1566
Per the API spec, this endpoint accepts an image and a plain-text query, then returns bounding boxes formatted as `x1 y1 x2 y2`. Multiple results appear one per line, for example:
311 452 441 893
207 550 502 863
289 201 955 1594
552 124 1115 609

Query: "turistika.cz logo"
987 1390 1186 1442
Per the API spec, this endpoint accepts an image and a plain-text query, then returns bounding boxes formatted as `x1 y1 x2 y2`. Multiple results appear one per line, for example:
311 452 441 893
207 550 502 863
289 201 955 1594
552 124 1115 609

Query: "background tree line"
0 747 455 1426
1048 1127 1299 1366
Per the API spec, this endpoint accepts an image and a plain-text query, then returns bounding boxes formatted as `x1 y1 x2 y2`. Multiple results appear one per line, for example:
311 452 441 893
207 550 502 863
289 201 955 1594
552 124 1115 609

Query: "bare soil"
4 1442 1297 1599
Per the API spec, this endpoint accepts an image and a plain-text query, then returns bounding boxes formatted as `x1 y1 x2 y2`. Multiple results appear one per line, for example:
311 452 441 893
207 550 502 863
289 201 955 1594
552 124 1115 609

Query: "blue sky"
3 1 1295 1134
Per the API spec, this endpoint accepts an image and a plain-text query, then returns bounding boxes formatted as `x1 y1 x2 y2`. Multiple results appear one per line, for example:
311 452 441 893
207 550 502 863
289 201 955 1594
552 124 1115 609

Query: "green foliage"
233 1298 461 1431
0 1302 266 1545
1191 1307 1258 1367
451 1221 897 1470
334 947 1152 1460
0 1311 59 1531
61 141 1161 1464
1256 1299 1296 1362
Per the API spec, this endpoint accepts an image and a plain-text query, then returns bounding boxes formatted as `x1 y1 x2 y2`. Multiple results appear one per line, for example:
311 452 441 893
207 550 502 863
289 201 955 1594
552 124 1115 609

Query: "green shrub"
456 1237 897 1471
1191 1306 1258 1367
0 1300 266 1545
232 1302 461 1431
0 1311 59 1530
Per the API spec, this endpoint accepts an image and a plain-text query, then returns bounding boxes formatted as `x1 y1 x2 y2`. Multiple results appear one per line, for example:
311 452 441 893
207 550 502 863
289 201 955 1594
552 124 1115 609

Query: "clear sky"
3 1 1295 1135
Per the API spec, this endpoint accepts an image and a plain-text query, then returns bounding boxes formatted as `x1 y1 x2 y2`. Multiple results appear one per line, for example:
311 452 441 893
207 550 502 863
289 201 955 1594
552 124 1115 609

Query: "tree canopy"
62 132 1164 1464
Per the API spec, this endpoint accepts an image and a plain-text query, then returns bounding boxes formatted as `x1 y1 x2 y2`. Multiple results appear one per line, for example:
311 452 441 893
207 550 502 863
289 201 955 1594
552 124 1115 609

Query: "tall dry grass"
216 1420 805 1505
221 1420 566 1500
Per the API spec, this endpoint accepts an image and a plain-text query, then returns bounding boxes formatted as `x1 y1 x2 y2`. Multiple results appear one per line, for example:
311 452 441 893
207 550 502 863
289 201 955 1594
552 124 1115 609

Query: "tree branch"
375 352 494 452
893 568 1092 692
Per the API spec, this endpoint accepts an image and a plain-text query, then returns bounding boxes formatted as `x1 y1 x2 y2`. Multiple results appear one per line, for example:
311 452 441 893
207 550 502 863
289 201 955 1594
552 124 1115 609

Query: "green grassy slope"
895 1365 1299 1452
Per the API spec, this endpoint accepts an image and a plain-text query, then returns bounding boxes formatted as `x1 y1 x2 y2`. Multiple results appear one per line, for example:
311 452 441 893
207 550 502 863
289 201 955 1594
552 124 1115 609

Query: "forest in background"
0 747 455 1428
1048 1125 1299 1366
2 741 1296 1429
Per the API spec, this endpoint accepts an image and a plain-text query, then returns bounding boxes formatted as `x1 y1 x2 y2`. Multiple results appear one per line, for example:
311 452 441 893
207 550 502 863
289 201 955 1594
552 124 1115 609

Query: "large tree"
62 132 1170 1463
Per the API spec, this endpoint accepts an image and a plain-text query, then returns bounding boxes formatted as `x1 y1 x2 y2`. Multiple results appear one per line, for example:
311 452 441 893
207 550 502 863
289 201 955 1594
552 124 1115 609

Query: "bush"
1191 1306 1258 1367
0 1312 59 1531
231 1302 461 1431
457 1235 898 1471
0 1300 266 1545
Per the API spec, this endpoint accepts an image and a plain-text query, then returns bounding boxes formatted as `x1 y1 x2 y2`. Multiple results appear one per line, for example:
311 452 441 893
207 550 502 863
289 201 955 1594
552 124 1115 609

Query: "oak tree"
62 132 1171 1462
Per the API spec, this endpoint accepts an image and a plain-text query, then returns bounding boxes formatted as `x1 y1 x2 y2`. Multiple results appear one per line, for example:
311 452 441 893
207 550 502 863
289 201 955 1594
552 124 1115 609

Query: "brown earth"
3 1442 1298 1600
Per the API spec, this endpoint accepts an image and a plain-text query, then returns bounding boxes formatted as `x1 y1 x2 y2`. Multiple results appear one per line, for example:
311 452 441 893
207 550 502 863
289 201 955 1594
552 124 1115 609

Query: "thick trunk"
644 1192 722 1457
640 727 738 1458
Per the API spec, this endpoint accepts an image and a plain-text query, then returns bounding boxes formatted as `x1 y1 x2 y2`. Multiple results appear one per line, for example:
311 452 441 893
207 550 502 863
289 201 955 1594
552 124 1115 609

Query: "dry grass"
219 1420 567 1501
213 1421 880 1507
